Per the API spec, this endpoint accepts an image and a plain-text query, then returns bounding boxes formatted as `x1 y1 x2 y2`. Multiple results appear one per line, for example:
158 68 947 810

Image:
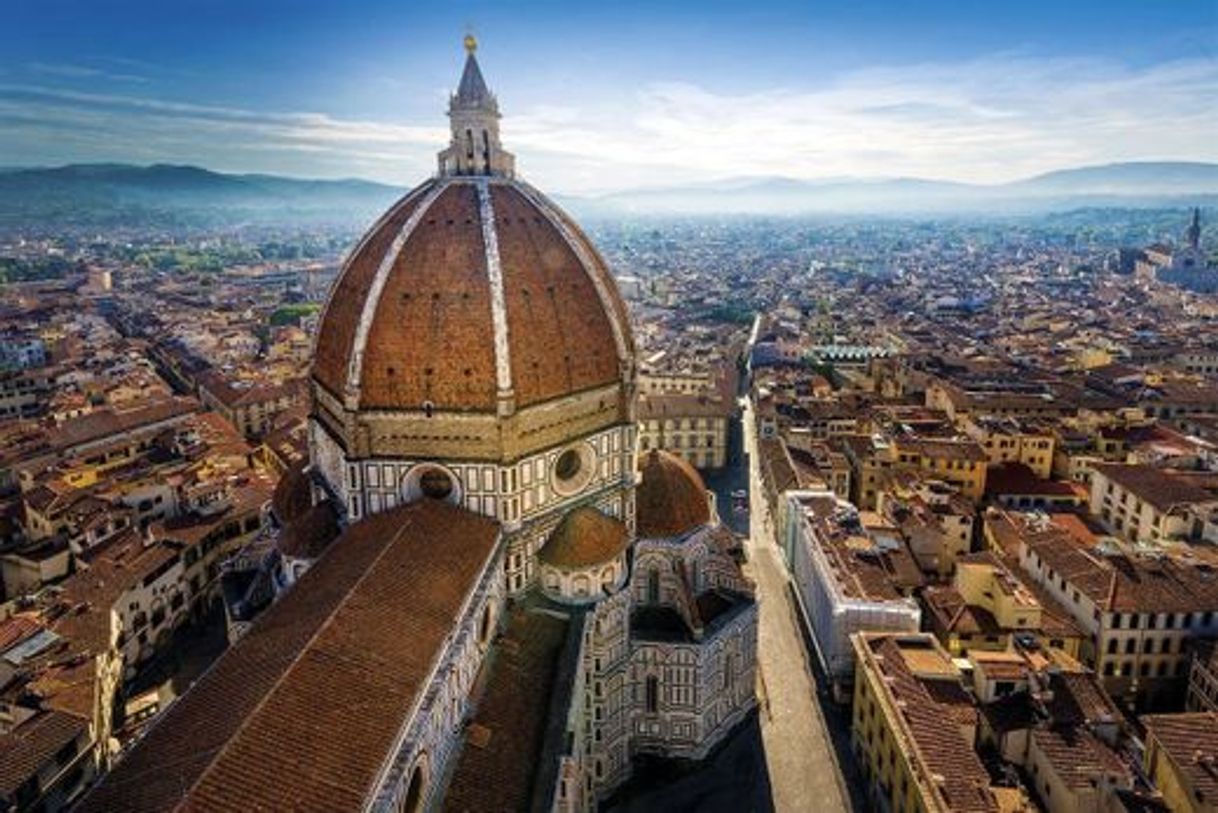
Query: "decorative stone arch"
400 463 464 505
398 752 429 813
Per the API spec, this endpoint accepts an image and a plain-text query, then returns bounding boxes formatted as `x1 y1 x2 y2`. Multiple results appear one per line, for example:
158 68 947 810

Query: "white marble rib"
345 180 450 404
477 179 514 400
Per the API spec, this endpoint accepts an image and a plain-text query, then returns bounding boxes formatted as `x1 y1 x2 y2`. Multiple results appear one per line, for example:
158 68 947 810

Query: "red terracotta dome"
311 176 632 414
635 450 711 538
539 506 630 569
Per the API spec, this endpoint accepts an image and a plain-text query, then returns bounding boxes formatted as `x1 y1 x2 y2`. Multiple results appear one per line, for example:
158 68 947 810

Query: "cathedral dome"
636 450 711 537
311 176 632 415
311 41 632 436
539 506 629 570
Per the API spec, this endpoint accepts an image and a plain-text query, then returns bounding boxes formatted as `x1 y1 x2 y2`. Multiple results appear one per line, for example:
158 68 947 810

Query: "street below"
738 397 852 813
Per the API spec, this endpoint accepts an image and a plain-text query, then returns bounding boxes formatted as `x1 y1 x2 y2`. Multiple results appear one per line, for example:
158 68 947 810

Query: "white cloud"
27 61 149 83
510 54 1218 193
1 53 1215 194
0 85 445 180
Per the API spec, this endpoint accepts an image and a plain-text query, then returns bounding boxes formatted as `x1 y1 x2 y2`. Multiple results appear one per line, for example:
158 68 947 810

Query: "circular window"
401 464 462 505
419 469 453 500
555 449 582 481
551 443 596 497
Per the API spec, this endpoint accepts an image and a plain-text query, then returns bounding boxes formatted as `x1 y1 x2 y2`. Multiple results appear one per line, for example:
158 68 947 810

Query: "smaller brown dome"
636 450 710 538
271 462 312 526
539 507 629 570
276 500 340 560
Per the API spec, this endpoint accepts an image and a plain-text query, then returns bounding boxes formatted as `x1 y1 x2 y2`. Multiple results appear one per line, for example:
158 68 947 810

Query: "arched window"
646 569 660 604
478 603 494 647
645 676 659 714
465 128 474 160
400 756 428 813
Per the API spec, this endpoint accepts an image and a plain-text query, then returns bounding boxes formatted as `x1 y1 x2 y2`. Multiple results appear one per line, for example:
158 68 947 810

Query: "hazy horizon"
2 0 1216 196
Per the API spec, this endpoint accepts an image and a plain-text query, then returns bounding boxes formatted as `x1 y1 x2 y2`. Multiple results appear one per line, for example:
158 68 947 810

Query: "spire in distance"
1187 207 1201 251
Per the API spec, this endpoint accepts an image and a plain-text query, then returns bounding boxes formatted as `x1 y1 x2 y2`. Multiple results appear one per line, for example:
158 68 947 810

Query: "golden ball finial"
464 34 477 54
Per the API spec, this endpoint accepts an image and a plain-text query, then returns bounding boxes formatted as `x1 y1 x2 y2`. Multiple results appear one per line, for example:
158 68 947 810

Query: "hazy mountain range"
0 161 1215 229
568 162 1218 215
0 163 403 230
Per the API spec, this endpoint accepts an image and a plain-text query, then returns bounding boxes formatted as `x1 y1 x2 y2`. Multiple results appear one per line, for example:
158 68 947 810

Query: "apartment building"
963 415 1056 479
780 490 922 697
876 469 975 576
1015 525 1218 708
851 633 1014 813
637 391 731 470
890 436 989 501
1142 713 1218 813
1089 463 1218 546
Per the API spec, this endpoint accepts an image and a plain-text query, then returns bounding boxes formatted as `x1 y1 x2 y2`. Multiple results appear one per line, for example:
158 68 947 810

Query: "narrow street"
739 397 852 813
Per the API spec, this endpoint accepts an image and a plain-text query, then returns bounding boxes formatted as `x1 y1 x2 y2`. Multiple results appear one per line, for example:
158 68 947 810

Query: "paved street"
740 397 852 813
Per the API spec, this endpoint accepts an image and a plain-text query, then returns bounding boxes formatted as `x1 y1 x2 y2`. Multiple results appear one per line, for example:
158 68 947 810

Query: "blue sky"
2 0 1216 193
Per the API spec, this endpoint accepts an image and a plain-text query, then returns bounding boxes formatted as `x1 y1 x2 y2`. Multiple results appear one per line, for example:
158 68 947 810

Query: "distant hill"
1011 162 1218 194
0 163 405 230
2 160 1216 228
563 161 1218 216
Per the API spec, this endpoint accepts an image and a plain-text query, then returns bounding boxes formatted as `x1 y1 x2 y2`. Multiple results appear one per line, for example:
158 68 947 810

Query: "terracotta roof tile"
275 499 340 560
1092 463 1217 513
0 710 88 798
1143 712 1218 805
1030 727 1131 790
442 605 570 813
77 500 500 813
867 636 999 813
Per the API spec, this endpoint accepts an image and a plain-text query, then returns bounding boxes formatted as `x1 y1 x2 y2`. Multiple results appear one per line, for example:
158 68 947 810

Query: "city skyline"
4 17 1218 813
2 0 1216 195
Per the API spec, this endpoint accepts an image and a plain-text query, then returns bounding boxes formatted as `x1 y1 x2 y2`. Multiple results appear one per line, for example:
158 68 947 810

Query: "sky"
1 0 1216 195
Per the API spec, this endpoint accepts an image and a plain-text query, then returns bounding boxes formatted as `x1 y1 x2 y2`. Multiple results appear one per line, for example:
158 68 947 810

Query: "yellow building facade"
890 437 988 501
